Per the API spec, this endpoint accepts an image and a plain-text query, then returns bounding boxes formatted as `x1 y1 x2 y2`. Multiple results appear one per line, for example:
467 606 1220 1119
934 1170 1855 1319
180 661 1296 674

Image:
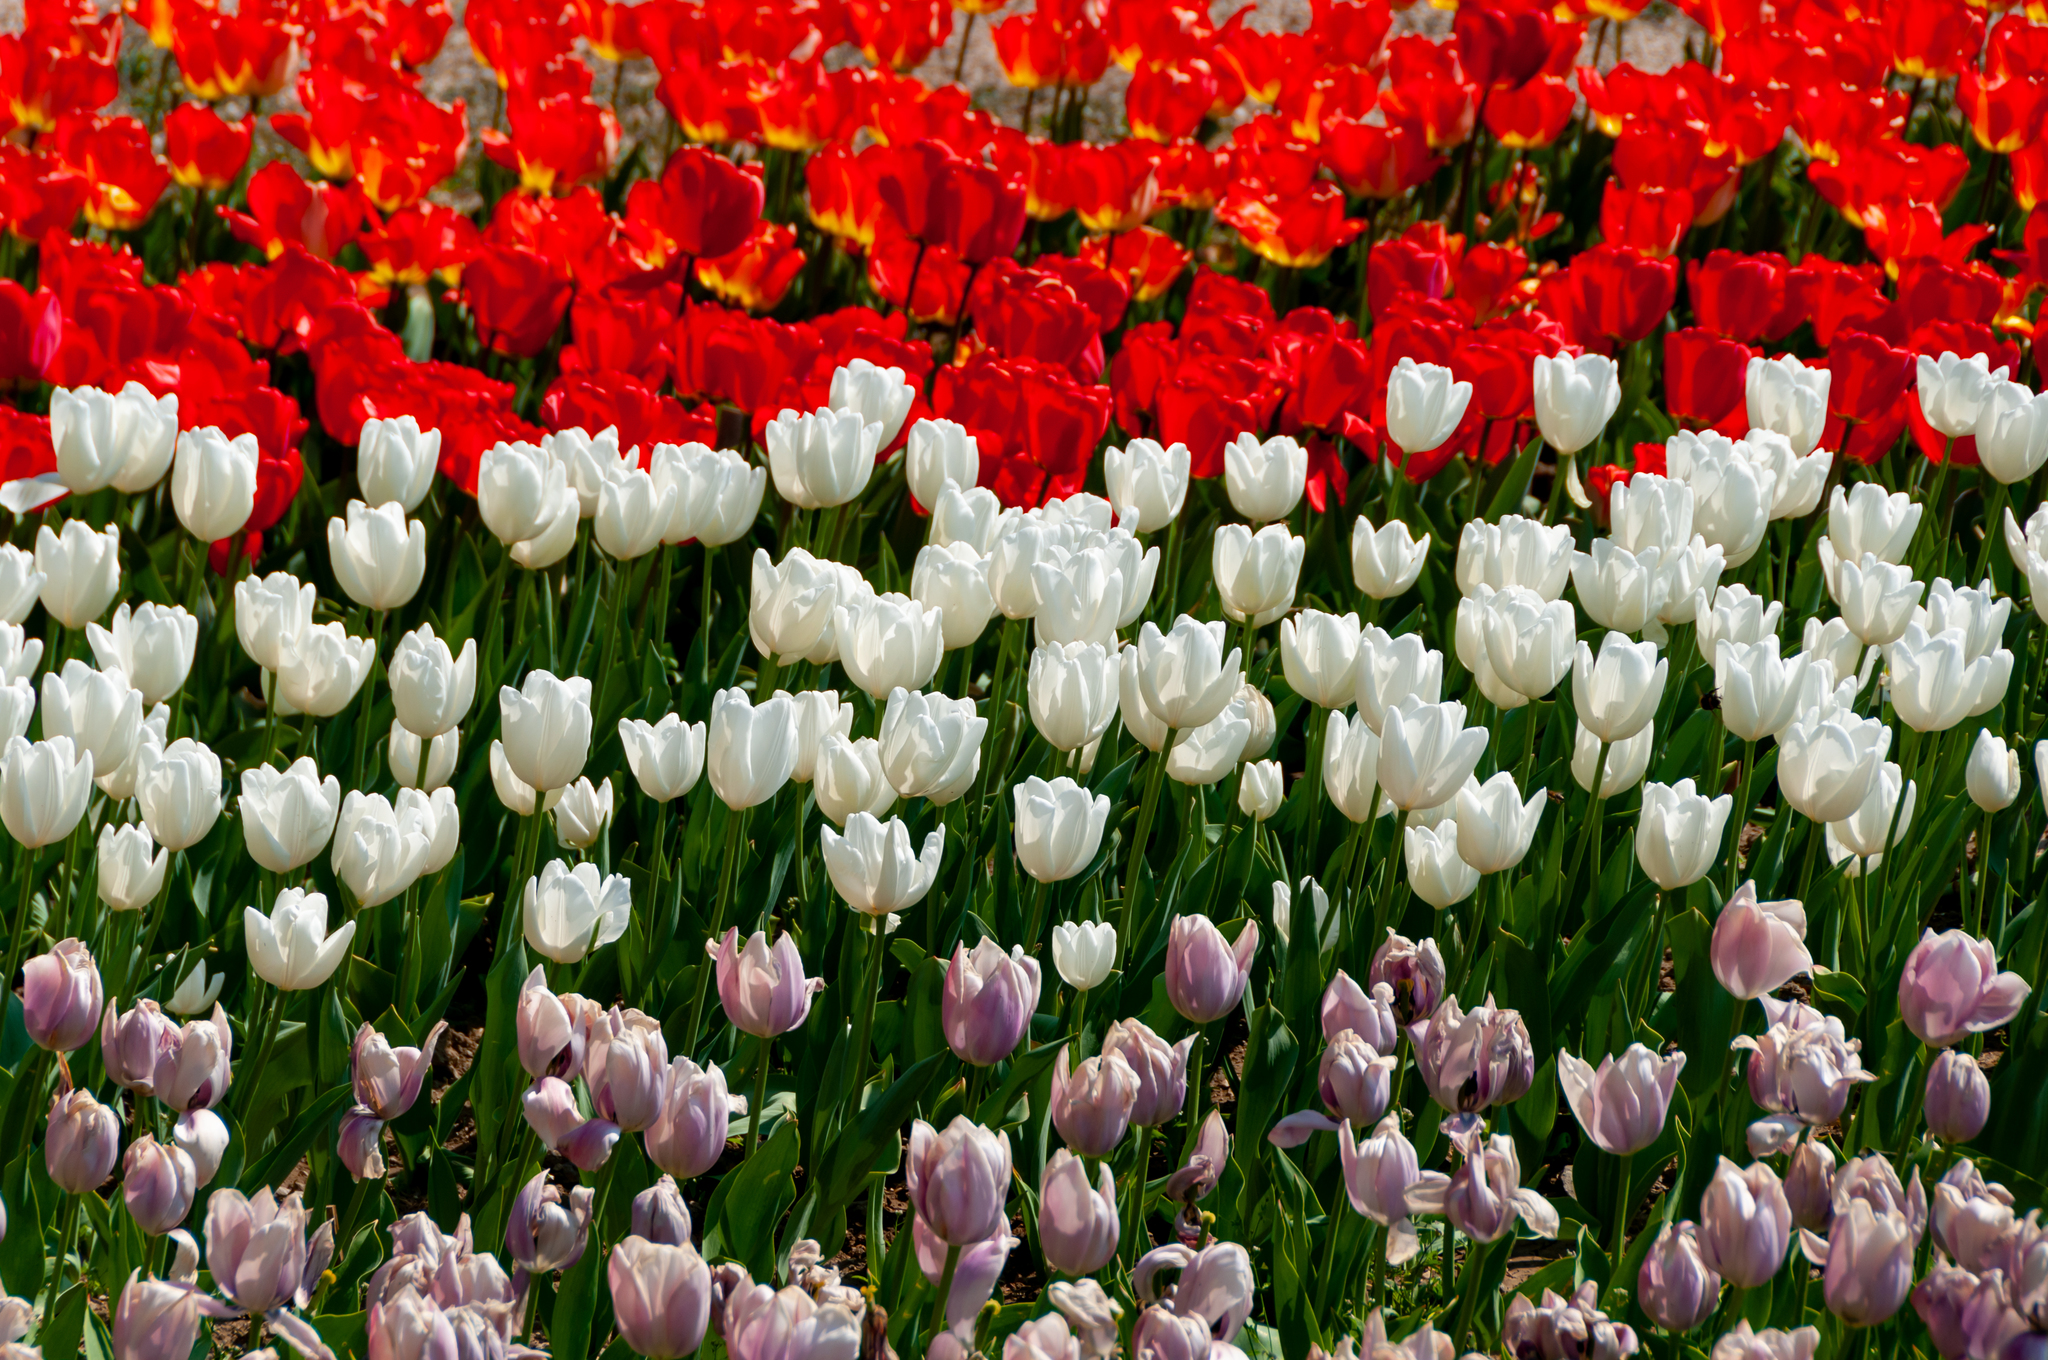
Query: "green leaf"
0 1154 41 1300
1482 436 1544 522
35 1282 87 1360
240 1085 353 1194
702 1119 801 1276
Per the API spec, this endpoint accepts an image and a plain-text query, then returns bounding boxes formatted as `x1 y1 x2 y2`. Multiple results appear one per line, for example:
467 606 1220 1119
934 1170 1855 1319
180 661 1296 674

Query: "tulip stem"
1976 479 2011 582
1024 877 1053 953
1182 1028 1208 1156
1120 752 1169 942
1610 1151 1634 1257
922 1242 963 1348
1892 1047 1929 1156
349 608 386 793
1566 743 1610 934
746 1032 773 1159
331 1172 374 1276
1158 514 1184 622
43 1191 80 1312
841 922 889 1126
683 809 746 1057
2 852 37 995
1122 1123 1154 1265
1726 741 1757 895
1448 1234 1497 1350
237 983 288 1120
1069 987 1089 1051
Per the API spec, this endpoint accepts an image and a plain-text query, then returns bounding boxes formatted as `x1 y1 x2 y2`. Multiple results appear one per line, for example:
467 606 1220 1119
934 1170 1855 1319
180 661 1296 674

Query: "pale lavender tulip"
1710 1321 1819 1360
102 997 175 1094
351 1021 446 1121
1163 915 1257 1025
1050 1045 1137 1157
1911 1263 1978 1359
1802 1199 1913 1327
1504 1282 1639 1360
1336 1114 1434 1264
522 1076 584 1151
1926 1050 1991 1143
203 1187 332 1313
1131 1306 1211 1360
24 937 102 1052
154 1006 234 1113
913 1218 1016 1328
1931 1160 2013 1271
1369 930 1446 1026
1319 1030 1396 1127
1828 1153 1925 1241
608 1235 713 1359
363 1286 454 1360
1639 1221 1722 1331
712 927 824 1040
1407 1121 1559 1243
1413 994 1534 1118
515 968 599 1081
505 1171 593 1274
173 1110 228 1187
644 1057 735 1179
1101 1019 1194 1128
1133 1240 1255 1341
943 938 1041 1067
632 1176 694 1248
905 1117 1011 1246
562 1117 624 1172
112 1231 237 1360
46 1076 119 1192
1785 1138 1837 1233
722 1282 863 1360
1898 929 2031 1048
1558 1043 1687 1155
337 1110 385 1181
1735 999 1876 1141
1698 1158 1792 1289
585 1008 670 1133
1319 971 1399 1052
123 1135 197 1236
1161 1111 1230 1210
1712 882 1813 1001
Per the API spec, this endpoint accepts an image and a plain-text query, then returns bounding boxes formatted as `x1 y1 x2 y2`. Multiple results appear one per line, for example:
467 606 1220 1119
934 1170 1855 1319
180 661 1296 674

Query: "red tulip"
1686 250 1787 343
1067 142 1159 233
171 0 295 101
1127 57 1218 143
1957 66 2048 153
50 115 169 232
1820 329 1915 466
1885 0 1983 79
634 146 764 264
847 0 952 71
1076 226 1189 302
482 92 619 195
1599 182 1693 258
570 0 644 62
970 266 1101 377
164 103 252 191
696 221 805 313
1367 227 1455 324
991 9 1109 90
989 130 1076 221
220 162 373 261
1537 243 1677 352
1320 119 1438 198
1663 328 1756 436
1379 71 1480 149
1792 84 1908 164
750 59 859 152
1217 179 1364 269
465 242 573 357
867 233 972 325
543 372 714 458
1484 77 1576 149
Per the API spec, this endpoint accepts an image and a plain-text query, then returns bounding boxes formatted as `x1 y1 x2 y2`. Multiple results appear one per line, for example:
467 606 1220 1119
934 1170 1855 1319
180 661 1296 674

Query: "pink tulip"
1734 999 1875 1141
1161 1110 1230 1208
1038 1149 1118 1276
202 1187 332 1313
608 1235 713 1360
364 1286 455 1360
351 1021 446 1121
1163 915 1257 1025
722 1283 863 1360
1711 881 1813 1001
1320 970 1399 1051
1784 1138 1837 1233
1802 1199 1913 1327
1898 930 2031 1048
173 1110 229 1187
1698 1158 1792 1289
1100 1019 1194 1128
1504 1282 1639 1358
942 938 1040 1067
1912 1263 1978 1359
112 1232 236 1360
1639 1221 1722 1332
102 998 175 1095
912 1217 1016 1328
522 1076 585 1151
1407 1121 1559 1244
1931 1160 2014 1272
644 1057 735 1180
1131 1306 1210 1360
1132 1240 1254 1341
1708 1321 1820 1360
1828 1153 1925 1241
1336 1114 1435 1265
337 1110 385 1182
1050 1045 1137 1158
123 1135 198 1236
1925 1050 1991 1143
46 1074 119 1193
586 1007 669 1133
632 1175 694 1248
505 1171 593 1274
711 927 825 1039
563 1118 624 1171
24 938 102 1052
516 967 599 1081
153 1006 234 1113
1413 993 1534 1118
905 1116 1011 1247
1368 928 1445 1025
1318 1030 1396 1126
1558 1042 1686 1155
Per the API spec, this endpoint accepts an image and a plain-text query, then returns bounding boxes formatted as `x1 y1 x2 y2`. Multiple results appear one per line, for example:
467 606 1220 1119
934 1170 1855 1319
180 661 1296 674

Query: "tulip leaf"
702 1118 801 1276
0 995 25 1071
240 1085 353 1194
311 1311 369 1357
815 1050 949 1214
1807 969 1865 1025
34 1283 86 1359
0 1153 40 1301
1482 436 1544 523
548 1220 607 1360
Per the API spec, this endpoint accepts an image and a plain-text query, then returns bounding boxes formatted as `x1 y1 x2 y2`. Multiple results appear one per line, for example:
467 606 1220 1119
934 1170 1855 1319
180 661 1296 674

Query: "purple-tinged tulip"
943 938 1040 1067
1163 915 1257 1024
1161 1110 1229 1210
505 1171 593 1274
711 927 826 1040
102 998 175 1094
1914 1263 1979 1359
1709 1321 1820 1360
1319 1030 1396 1127
1008 1313 1083 1360
1960 1270 2031 1360
1101 1019 1194 1129
1559 1043 1687 1155
563 1118 624 1171
1801 1199 1914 1326
1413 994 1534 1119
515 968 600 1081
1408 1121 1560 1244
1358 1309 1453 1360
1320 971 1399 1051
351 1021 446 1121
722 1283 863 1360
1132 1240 1255 1342
1785 1137 1837 1233
112 1231 238 1360
1828 1154 1925 1241
123 1135 197 1236
1503 1282 1640 1359
1899 929 2032 1048
1932 1160 2015 1271
1711 881 1813 1001
154 1006 234 1113
173 1110 228 1187
609 1234 713 1360
1039 1150 1119 1276
1131 1305 1210 1360
364 1284 456 1360
586 1007 669 1132
644 1057 735 1180
1368 929 1445 1026
46 1072 119 1193
1926 1050 1992 1143
905 1116 1011 1247
522 1076 584 1152
1698 1158 1792 1289
1639 1221 1722 1332
1050 1045 1137 1157
632 1175 694 1248
913 1217 1016 1328
337 1110 385 1182
25 938 102 1052
1336 1114 1436 1265
1045 1280 1122 1358
1735 1000 1876 1143
202 1187 332 1313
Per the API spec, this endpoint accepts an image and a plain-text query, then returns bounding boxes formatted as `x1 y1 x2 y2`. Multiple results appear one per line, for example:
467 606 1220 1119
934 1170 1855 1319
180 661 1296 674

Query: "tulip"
1377 696 1487 811
170 427 257 542
1029 547 1125 650
1742 431 1832 521
245 888 356 991
1413 993 1534 1118
1829 761 1916 865
1821 543 1923 648
1165 915 1258 1024
1820 484 1915 569
496 670 592 800
477 440 567 545
328 499 427 611
706 686 799 810
1279 609 1362 709
1135 1241 1254 1340
524 859 633 965
86 603 196 708
1223 431 1306 523
1804 1199 1913 1327
1559 1043 1686 1155
830 357 914 448
153 1005 233 1116
167 962 224 1016
352 1021 444 1121
25 938 102 1052
1212 522 1304 627
911 543 997 652
987 519 1059 621
1333 1114 1431 1263
1917 351 2006 439
1102 1019 1195 1127
1897 929 2031 1048
102 997 173 1094
1118 647 1172 754
1740 353 1829 456
624 1177 694 1253
1639 1221 1722 1332
332 790 435 907
619 713 707 803
1351 516 1430 599
1607 477 1693 560
1560 633 1662 752
1570 538 1666 634
1637 778 1734 890
0 627 35 694
52 382 177 493
114 1239 240 1359
506 1171 594 1274
1310 1029 1392 1127
1696 583 1784 658
766 406 881 509
1052 921 1117 992
232 573 315 676
1698 1158 1793 1288
0 733 91 848
644 1057 734 1179
585 1008 670 1133
837 592 945 699
1532 352 1621 455
551 776 614 851
1735 1002 1875 1140
929 483 1014 559
813 733 896 827
1924 1050 1990 1143
907 419 980 513
98 822 166 913
1354 628 1443 735
1402 822 1478 909
944 938 1040 1067
1974 379 2048 484
723 1284 864 1358
1777 710 1888 822
1028 642 1119 752
124 1135 198 1236
0 545 38 630
1711 882 1812 1000
878 687 985 803
355 414 439 511
608 1236 713 1360
1134 615 1242 730
1716 637 1813 743
238 756 340 873
749 547 842 664
1102 437 1189 534
1385 357 1472 455
712 927 823 1039
1666 431 1775 567
1888 624 1997 733
821 811 944 917
1050 1045 1138 1156
906 1116 1011 1246
47 1075 120 1192
597 462 679 561
1039 1150 1119 1276
553 427 629 518
170 1111 229 1193
1014 775 1111 883
35 519 121 633
1161 698 1250 786
1239 759 1283 822
1409 1122 1560 1243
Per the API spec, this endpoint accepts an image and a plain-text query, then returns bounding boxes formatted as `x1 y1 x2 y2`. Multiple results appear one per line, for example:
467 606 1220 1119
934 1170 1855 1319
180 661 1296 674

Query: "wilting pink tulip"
1368 929 1445 1025
1559 1043 1687 1155
1912 1262 1978 1359
632 1175 693 1247
722 1282 864 1358
1101 1019 1194 1128
1828 1153 1925 1241
113 1232 237 1360
102 998 175 1094
154 1007 234 1113
1164 915 1257 1024
943 938 1041 1067
1803 1199 1914 1326
586 1007 670 1132
1735 1000 1876 1145
25 939 103 1052
1925 1050 1991 1143
1408 1121 1559 1244
563 1117 624 1171
913 1217 1017 1328
202 1187 333 1313
1319 1030 1396 1127
1712 882 1813 1001
1132 1240 1255 1341
1698 1158 1792 1288
505 1171 593 1274
644 1057 734 1179
609 1234 713 1359
522 1076 585 1151
1336 1114 1434 1264
173 1110 229 1187
1050 1045 1137 1157
906 1116 1011 1247
1785 1138 1837 1233
1039 1150 1118 1275
516 968 599 1080
1131 1306 1211 1360
1710 1320 1821 1360
1413 994 1534 1119
47 1074 120 1193
1639 1221 1722 1331
351 1021 446 1121
1161 1110 1230 1212
1320 971 1399 1051
1503 1282 1639 1359
1898 930 2031 1048
337 1110 385 1182
1930 1161 2012 1275
712 927 825 1039
123 1136 197 1236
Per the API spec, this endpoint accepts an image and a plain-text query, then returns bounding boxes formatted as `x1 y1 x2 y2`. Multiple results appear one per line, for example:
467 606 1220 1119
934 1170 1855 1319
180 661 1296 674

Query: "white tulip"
35 520 120 630
356 414 440 511
0 544 44 625
877 688 984 804
170 426 258 542
1777 711 1889 823
234 572 315 672
1974 380 2048 484
986 518 1059 621
1104 438 1189 533
751 547 848 666
1480 586 1576 701
595 462 677 561
706 686 798 810
1921 578 2011 663
1571 539 1666 634
1351 515 1429 600
1404 822 1478 907
328 500 427 610
1736 429 1831 521
930 481 1016 556
1636 779 1733 891
1715 637 1812 743
85 603 195 708
1573 632 1666 744
135 738 222 850
53 383 172 493
1571 724 1653 795
836 593 945 700
1829 761 1915 859
548 426 627 518
332 791 432 908
906 420 980 513
1323 709 1383 823
1886 624 1993 733
245 888 356 990
167 960 223 1015
551 776 615 851
658 442 764 547
1652 536 1725 626
389 722 458 793
783 689 852 784
1667 430 1774 568
1827 483 1920 566
1455 773 1544 874
97 821 166 912
498 670 593 796
1165 697 1252 785
1223 432 1307 523
1916 351 2007 439
510 484 581 570
1134 615 1241 730
1029 641 1119 753
1119 644 1171 753
1213 522 1305 627
912 542 996 651
1385 357 1472 455
618 714 706 803
523 860 632 964
1031 547 1124 649
1353 627 1443 735
39 658 142 779
1696 583 1782 657
1745 355 1830 458
1455 514 1572 601
814 733 897 826
1608 473 1695 555
0 676 30 746
0 735 90 847
1532 352 1621 455
478 440 567 545
1014 775 1111 882
831 359 915 449
388 623 477 739
273 623 377 719
1820 542 1924 647
1965 729 2021 812
239 756 341 872
766 407 881 509
1278 610 1362 710
821 812 944 916
491 739 563 815
1240 759 1283 821
1052 920 1117 991
1799 616 1865 690
1377 696 1488 812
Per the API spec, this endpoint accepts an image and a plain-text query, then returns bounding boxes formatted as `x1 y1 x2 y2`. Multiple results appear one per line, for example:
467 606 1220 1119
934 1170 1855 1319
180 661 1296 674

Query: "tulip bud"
355 414 439 511
944 939 1040 1067
36 519 121 631
931 480 1014 556
1013 775 1110 883
767 407 880 509
1558 1043 1686 1155
877 687 984 804
910 542 996 652
113 1239 238 1359
1050 1045 1137 1156
1898 929 2030 1048
1039 1150 1119 1275
328 500 427 611
1923 1050 1990 1144
906 1116 1011 1246
505 1171 594 1274
1965 728 2022 812
644 1057 734 1179
1104 438 1189 534
708 686 799 810
0 734 93 847
1212 522 1304 627
47 1073 120 1192
245 888 356 991
386 623 476 741
609 1235 714 1360
1746 354 1830 459
1819 542 1923 648
1532 352 1621 455
712 928 823 1039
25 939 103 1052
1804 1199 1913 1327
1385 357 1472 456
821 812 944 917
124 1135 198 1236
1279 609 1362 710
155 1007 233 1114
836 592 945 699
1222 432 1306 524
1911 1263 1979 1360
907 419 980 512
499 669 593 797
477 439 568 545
551 776 614 851
1573 627 1671 745
1784 1137 1836 1233
1239 759 1283 822
1637 778 1734 891
1570 538 1667 634
523 859 633 964
632 1175 694 1247
1027 642 1119 753
1378 696 1487 811
1052 920 1117 992
1102 1019 1194 1128
1030 546 1125 649
1318 1030 1394 1125
171 427 258 543
173 1109 229 1186
1351 515 1429 600
85 602 195 709
1403 822 1478 908
1164 915 1257 1024
239 756 341 873
1711 881 1813 1000
102 997 174 1094
586 1008 669 1133
1639 1221 1722 1331
96 819 160 916
1698 1158 1792 1288
1669 431 1776 567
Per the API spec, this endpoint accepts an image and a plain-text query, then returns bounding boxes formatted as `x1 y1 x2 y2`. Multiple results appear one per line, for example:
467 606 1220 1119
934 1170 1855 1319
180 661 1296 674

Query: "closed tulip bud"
1783 1139 1837 1234
1318 1030 1395 1126
1165 915 1257 1024
1820 542 1923 647
586 1008 670 1132
0 733 91 847
498 670 592 797
273 621 376 719
355 415 439 511
931 480 1015 556
1414 993 1532 1114
1746 355 1830 459
1223 431 1306 523
1280 609 1362 709
630 1175 694 1249
477 440 567 545
1777 710 1888 822
170 427 257 542
328 500 427 610
1974 379 2048 484
1559 1043 1686 1155
102 997 173 1094
749 546 842 665
644 1057 733 1179
239 756 340 872
1699 1158 1792 1288
822 812 944 917
836 592 946 701
1639 1221 1722 1332
1715 636 1812 743
1378 696 1487 812
619 714 707 803
1014 775 1111 883
124 1135 197 1236
1212 522 1304 627
712 927 823 1039
1531 352 1621 455
1030 547 1124 649
134 733 224 852
1829 760 1916 862
1917 351 2006 438
1571 631 1666 745
1453 773 1543 874
1924 1050 1990 1143
767 407 880 509
814 733 896 827
1103 1018 1194 1128
608 1236 713 1360
1637 779 1734 891
706 686 799 810
1335 1115 1430 1263
35 519 119 631
911 542 996 652
1385 357 1472 455
551 776 614 851
1039 1150 1119 1276
1351 515 1430 600
1318 972 1397 1052
1050 1045 1138 1155
1898 929 2030 1048
86 602 195 708
907 418 979 512
1571 539 1668 634
47 1075 120 1192
1804 1199 1913 1327
1697 583 1784 657
174 1109 230 1186
246 888 355 991
906 1116 1011 1246
25 938 102 1051
1239 759 1283 821
524 859 632 964
1134 615 1242 731
1028 642 1119 752
945 939 1040 1067
233 571 315 673
1052 920 1117 991
1403 822 1478 908
98 822 166 912
596 462 677 561
878 687 985 803
1710 882 1812 1000
506 1172 594 1274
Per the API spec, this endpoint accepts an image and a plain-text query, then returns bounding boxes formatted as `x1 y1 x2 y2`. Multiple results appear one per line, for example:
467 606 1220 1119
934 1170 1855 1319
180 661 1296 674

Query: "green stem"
746 1032 773 1159
841 921 890 1124
923 1243 964 1347
2 852 38 994
1120 753 1169 934
1448 1236 1498 1350
1727 741 1757 893
1611 1151 1635 1256
43 1193 81 1313
1123 1123 1154 1264
236 984 288 1120
682 810 745 1055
